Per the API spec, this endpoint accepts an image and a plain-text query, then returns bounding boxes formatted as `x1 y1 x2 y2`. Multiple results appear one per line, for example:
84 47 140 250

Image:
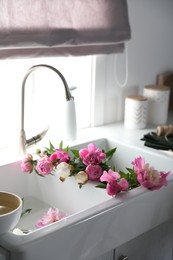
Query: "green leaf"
126 167 135 175
119 168 140 190
52 158 60 165
70 164 86 175
35 169 45 177
95 183 107 189
64 146 69 153
43 141 55 156
70 149 80 158
21 208 32 218
105 147 117 161
119 170 127 179
111 165 116 171
59 140 63 150
49 141 55 150
99 163 112 171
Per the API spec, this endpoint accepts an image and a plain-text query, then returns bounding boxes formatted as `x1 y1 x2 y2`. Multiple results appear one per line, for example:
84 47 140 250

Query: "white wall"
127 0 173 88
94 0 173 126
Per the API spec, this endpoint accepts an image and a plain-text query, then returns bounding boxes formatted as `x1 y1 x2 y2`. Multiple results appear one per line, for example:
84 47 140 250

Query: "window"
0 56 93 162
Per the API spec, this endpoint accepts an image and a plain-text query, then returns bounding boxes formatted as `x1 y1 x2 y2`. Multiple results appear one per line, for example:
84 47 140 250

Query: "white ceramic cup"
0 191 22 234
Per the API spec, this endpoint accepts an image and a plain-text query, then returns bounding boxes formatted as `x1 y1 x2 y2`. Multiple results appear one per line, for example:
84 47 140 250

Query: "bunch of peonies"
20 142 116 186
21 145 70 176
21 142 171 197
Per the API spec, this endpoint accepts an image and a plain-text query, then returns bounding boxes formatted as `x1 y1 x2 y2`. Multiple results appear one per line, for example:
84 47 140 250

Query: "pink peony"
86 164 103 181
35 208 65 228
131 157 170 190
21 154 33 172
79 143 106 166
50 149 69 164
36 156 53 175
100 169 120 183
131 156 146 174
100 169 129 196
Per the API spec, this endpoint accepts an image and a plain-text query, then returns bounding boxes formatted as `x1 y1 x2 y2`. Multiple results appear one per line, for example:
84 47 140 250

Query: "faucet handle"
69 86 77 91
26 126 49 147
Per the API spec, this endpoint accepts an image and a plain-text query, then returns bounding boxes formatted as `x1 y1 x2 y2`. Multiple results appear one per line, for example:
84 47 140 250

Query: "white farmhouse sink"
0 138 173 260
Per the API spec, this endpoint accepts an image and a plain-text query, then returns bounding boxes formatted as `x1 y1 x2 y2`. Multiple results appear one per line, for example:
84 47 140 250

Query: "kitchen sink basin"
0 138 172 260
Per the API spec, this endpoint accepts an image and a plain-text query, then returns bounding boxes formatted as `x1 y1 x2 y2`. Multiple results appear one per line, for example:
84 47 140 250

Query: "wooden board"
157 72 173 110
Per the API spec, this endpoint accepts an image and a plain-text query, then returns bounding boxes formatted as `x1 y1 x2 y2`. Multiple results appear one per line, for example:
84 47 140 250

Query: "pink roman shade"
0 0 131 59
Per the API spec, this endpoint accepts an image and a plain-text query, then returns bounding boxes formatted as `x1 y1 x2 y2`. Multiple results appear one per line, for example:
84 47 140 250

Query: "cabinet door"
94 250 114 260
0 246 9 260
115 219 173 260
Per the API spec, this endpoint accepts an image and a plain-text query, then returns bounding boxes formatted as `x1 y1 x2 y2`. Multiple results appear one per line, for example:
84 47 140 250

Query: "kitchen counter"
1 116 173 166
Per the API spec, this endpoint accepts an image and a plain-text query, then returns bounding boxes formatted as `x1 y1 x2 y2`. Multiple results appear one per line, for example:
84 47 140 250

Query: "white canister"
143 85 170 125
124 95 148 129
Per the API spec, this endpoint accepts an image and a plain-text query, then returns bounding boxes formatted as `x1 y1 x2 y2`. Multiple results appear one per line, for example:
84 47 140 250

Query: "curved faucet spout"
20 64 77 155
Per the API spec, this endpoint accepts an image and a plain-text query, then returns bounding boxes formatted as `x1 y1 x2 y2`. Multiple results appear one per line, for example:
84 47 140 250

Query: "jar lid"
126 95 148 101
144 85 170 91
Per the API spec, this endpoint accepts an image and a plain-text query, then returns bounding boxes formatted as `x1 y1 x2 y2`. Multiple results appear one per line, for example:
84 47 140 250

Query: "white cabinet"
0 247 9 260
92 218 173 260
115 219 173 260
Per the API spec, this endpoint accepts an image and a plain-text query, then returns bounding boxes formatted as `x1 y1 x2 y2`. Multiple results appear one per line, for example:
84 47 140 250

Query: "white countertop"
1 119 173 166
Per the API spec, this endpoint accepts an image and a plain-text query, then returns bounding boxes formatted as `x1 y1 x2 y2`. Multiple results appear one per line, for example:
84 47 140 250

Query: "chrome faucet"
19 64 77 154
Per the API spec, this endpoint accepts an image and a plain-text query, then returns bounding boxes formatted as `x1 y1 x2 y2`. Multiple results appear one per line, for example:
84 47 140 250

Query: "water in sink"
13 196 66 234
